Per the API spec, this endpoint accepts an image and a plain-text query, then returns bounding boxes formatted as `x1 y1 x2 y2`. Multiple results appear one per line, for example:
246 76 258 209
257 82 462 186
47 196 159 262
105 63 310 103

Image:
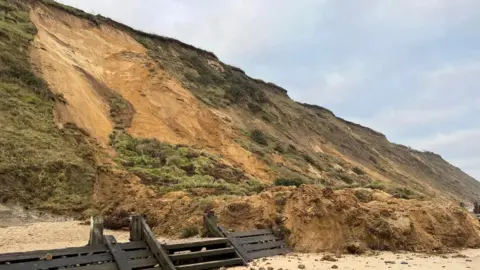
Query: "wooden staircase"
164 238 245 270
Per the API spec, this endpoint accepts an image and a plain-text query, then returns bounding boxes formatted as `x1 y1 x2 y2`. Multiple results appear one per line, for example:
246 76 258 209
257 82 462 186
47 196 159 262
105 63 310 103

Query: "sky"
58 0 480 180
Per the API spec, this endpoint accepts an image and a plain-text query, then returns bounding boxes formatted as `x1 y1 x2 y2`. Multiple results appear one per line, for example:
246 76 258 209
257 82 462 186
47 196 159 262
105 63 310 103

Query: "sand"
232 251 480 270
1 220 479 269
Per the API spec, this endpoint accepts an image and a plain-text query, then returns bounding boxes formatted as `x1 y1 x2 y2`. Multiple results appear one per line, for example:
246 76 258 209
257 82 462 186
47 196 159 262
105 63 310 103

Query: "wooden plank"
89 216 105 245
120 241 147 251
169 247 235 261
104 235 131 270
124 249 153 259
140 218 176 270
175 258 243 270
0 245 108 264
248 247 291 260
65 262 117 270
0 253 113 270
130 215 142 241
243 241 286 252
219 226 250 263
70 258 160 270
163 238 228 251
129 257 159 268
237 234 281 245
228 229 273 238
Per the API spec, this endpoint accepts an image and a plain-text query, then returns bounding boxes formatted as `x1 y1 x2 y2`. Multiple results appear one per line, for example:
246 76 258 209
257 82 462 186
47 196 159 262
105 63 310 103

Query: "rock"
253 262 258 266
259 267 266 270
314 259 318 262
331 265 338 269
43 253 53 261
250 268 256 270
452 254 468 258
466 259 472 262
384 261 395 264
266 262 271 265
278 268 283 270
441 255 448 259
298 264 306 269
268 267 274 270
346 242 365 254
401 261 408 265
262 258 268 261
321 255 338 262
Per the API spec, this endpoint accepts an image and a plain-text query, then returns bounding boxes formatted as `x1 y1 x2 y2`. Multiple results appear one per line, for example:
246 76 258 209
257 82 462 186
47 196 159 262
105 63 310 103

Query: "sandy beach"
0 221 479 269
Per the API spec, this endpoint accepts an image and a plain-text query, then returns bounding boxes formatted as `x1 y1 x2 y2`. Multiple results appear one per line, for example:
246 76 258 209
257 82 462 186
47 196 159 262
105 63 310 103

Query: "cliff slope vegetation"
1 0 479 252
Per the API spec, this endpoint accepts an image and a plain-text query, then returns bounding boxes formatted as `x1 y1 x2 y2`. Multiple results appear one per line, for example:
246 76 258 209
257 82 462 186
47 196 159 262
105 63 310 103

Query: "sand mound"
102 183 480 253
216 186 480 253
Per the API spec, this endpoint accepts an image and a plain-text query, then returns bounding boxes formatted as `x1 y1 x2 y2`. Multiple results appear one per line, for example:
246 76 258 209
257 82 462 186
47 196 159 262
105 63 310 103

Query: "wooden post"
88 216 104 245
130 215 142 241
204 211 223 238
140 217 176 270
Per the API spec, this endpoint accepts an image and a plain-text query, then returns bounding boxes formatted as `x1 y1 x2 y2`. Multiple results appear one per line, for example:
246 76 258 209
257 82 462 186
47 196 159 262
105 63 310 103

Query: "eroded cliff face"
1 0 479 253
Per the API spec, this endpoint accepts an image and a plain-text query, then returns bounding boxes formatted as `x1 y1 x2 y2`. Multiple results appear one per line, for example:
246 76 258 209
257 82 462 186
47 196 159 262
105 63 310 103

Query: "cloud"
295 60 367 105
407 129 480 154
406 129 480 179
351 106 472 135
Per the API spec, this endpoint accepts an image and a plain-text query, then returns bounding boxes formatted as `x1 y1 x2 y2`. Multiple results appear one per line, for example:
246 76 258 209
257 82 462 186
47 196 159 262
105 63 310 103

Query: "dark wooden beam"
140 218 176 270
104 235 131 270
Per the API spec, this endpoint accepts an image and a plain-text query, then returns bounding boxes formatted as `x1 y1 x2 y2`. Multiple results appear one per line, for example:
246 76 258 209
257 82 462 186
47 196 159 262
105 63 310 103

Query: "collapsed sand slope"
29 4 269 180
129 185 480 253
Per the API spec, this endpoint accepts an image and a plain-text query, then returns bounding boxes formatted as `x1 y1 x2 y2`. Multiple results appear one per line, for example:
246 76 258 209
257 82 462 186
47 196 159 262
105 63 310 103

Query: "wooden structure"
0 215 171 270
0 215 247 270
204 211 292 262
164 238 244 270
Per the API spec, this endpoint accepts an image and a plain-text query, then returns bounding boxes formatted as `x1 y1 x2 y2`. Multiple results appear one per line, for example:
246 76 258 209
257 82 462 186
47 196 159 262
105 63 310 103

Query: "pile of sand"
94 176 480 253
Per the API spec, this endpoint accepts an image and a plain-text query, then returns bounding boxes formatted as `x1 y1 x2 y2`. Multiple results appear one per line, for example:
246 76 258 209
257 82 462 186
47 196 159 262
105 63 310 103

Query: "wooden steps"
165 237 245 270
204 211 293 262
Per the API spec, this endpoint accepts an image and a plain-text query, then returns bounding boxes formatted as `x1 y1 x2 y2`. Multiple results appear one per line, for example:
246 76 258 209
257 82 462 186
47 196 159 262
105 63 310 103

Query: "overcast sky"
57 0 480 180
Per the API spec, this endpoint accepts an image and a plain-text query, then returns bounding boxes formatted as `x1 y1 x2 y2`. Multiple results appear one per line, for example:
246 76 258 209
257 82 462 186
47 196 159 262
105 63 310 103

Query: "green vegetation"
110 132 265 195
250 129 268 146
390 187 422 200
180 225 199 238
365 180 386 190
274 177 305 187
354 189 373 203
0 0 96 212
352 166 365 175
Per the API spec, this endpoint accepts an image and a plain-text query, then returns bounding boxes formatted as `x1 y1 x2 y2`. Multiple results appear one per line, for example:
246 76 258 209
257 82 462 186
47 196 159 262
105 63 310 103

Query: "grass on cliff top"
110 132 265 195
0 0 96 213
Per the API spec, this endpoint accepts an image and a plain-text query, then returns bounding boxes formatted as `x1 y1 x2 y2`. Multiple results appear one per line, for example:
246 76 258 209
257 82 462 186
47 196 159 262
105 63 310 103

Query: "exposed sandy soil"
0 221 478 269
89 179 480 253
0 221 129 253
29 4 270 180
232 251 480 270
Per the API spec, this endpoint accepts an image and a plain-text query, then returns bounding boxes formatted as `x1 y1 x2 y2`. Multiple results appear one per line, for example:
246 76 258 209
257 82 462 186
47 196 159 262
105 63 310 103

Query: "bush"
274 178 304 187
250 129 268 146
390 187 420 200
354 190 372 203
339 173 355 184
274 144 285 153
365 181 385 190
352 166 365 175
180 226 199 238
